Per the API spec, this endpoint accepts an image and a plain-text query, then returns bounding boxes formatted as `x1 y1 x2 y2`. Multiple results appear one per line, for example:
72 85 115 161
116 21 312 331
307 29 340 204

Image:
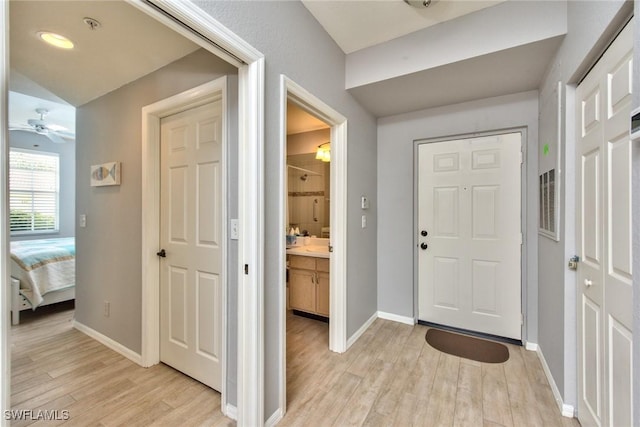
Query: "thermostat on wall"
631 106 640 141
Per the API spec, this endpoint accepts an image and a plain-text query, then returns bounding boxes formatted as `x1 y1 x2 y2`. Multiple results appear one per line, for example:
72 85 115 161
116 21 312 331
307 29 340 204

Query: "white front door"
418 133 522 340
159 99 223 391
576 22 633 427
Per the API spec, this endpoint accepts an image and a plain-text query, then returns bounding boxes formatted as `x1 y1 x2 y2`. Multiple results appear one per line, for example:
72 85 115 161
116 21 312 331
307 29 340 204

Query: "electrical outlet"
80 214 87 228
103 301 110 317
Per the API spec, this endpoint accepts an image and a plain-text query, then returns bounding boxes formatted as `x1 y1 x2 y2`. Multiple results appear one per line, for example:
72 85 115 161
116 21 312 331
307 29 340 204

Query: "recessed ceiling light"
37 32 74 49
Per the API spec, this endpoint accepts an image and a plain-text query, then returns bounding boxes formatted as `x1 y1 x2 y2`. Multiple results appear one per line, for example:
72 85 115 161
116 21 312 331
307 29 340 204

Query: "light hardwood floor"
10 302 233 427
11 303 580 426
282 311 580 427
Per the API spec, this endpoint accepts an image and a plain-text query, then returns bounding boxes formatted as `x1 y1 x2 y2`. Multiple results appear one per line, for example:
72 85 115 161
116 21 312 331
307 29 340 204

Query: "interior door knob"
157 249 167 258
420 242 428 250
584 279 593 287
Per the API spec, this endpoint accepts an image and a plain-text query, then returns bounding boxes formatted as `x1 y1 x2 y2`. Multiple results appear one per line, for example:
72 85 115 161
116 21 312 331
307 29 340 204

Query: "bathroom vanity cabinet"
289 255 329 317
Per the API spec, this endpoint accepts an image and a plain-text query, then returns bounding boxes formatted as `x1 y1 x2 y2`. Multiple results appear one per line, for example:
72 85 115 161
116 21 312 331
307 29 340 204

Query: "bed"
10 237 75 325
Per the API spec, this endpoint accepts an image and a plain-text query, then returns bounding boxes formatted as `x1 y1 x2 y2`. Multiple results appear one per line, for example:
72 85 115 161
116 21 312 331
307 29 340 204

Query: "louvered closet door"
576 22 633 427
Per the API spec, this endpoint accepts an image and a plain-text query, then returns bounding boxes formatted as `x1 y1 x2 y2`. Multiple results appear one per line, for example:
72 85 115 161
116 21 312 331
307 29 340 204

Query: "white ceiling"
287 101 330 135
301 0 505 54
8 0 204 142
304 0 566 117
8 0 565 134
349 36 564 117
9 0 200 107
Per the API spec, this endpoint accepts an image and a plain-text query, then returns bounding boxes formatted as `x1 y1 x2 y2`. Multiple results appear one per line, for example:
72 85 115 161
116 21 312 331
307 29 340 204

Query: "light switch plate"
361 196 369 210
361 214 367 228
79 214 87 228
230 219 239 240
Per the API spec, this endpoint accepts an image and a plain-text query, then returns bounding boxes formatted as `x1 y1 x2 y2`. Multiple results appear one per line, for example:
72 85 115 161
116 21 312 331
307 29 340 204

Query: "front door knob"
420 242 428 250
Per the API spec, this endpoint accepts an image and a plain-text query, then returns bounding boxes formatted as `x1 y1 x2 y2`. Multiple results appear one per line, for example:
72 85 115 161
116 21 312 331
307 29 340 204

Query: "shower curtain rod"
287 164 322 176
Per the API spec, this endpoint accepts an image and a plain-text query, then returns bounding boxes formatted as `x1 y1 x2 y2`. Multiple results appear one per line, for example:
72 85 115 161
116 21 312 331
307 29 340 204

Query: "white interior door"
418 133 522 340
576 22 633 427
160 99 223 391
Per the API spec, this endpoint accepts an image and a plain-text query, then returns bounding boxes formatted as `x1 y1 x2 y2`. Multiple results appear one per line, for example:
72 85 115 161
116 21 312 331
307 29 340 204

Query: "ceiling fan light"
38 32 74 49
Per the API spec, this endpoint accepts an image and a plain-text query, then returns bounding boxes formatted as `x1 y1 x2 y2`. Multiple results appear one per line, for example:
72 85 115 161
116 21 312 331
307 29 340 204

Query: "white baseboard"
224 403 238 421
560 404 575 418
73 320 142 366
347 311 377 349
531 342 575 418
377 311 415 326
265 408 283 427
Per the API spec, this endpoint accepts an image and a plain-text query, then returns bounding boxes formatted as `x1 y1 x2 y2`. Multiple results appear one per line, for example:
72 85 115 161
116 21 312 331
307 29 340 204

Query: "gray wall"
75 49 236 354
9 130 75 240
536 0 632 407
377 91 539 342
195 0 379 419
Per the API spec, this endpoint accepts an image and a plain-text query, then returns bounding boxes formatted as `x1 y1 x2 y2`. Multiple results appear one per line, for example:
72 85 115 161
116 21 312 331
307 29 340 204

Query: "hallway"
10 303 234 426
283 311 579 427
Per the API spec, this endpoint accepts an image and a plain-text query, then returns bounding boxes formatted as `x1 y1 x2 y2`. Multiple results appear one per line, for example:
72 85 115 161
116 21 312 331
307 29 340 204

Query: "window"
10 149 59 234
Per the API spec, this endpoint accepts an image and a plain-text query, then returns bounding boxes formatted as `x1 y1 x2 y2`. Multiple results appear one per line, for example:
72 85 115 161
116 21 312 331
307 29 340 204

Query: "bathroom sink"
286 245 329 258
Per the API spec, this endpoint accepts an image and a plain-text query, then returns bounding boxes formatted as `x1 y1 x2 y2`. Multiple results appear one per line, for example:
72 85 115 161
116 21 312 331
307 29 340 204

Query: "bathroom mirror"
287 152 330 237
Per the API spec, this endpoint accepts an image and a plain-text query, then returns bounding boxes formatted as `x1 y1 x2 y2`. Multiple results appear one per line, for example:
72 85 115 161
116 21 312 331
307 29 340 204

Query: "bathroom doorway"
286 100 331 315
278 76 348 418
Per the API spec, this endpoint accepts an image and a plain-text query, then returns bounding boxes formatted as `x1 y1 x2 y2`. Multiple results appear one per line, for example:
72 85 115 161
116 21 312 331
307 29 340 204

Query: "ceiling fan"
9 108 75 144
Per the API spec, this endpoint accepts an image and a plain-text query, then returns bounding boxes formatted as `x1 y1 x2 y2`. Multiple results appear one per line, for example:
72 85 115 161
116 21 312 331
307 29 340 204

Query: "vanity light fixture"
37 32 74 49
315 142 331 162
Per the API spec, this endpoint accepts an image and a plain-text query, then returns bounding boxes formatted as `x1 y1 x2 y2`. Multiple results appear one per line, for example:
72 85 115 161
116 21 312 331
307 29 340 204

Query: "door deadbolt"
421 230 428 237
568 255 579 270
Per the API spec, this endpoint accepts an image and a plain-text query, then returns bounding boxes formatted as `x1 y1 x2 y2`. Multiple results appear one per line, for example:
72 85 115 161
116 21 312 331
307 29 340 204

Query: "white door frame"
276 75 348 421
413 128 528 341
1 1 266 425
141 76 227 388
0 1 9 420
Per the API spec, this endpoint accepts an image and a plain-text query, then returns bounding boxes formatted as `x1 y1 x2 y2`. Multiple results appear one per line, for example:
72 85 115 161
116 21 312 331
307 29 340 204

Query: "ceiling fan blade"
45 132 66 144
8 123 34 132
52 129 75 140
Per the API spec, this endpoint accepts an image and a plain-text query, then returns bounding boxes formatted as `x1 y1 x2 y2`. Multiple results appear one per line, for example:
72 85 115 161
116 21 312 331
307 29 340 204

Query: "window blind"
9 149 59 233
